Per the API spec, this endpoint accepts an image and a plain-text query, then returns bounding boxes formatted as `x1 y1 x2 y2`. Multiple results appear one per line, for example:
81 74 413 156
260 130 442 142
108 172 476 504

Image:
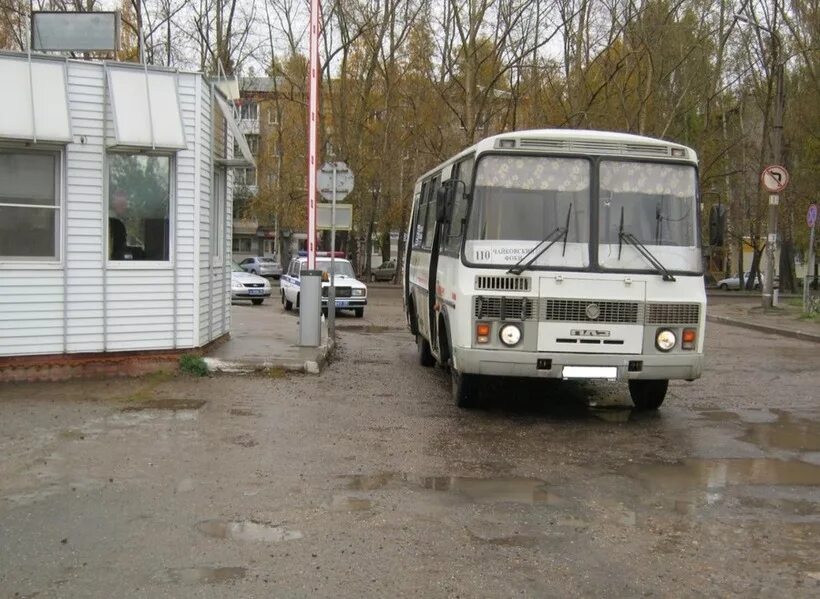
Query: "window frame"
0 146 63 264
442 154 475 256
105 150 175 269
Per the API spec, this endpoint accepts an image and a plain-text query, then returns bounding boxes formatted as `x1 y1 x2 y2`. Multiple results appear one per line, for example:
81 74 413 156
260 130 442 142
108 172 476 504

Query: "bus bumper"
453 347 703 381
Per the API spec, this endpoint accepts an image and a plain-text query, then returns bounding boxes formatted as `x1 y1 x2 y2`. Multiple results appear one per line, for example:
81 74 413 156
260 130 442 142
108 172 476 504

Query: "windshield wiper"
507 203 573 275
617 206 676 282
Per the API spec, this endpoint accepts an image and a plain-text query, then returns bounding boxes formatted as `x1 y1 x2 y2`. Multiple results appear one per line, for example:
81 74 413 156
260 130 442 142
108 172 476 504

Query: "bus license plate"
562 366 617 379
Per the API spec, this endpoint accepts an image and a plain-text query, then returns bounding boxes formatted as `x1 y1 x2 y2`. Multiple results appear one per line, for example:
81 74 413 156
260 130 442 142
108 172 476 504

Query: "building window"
239 101 258 121
232 237 252 253
0 150 60 259
235 167 257 187
234 134 259 158
268 107 278 125
108 154 171 261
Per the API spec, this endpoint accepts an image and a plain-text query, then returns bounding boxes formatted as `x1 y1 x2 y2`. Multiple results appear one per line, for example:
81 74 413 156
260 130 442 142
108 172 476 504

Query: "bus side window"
446 156 474 253
422 175 440 248
413 182 428 249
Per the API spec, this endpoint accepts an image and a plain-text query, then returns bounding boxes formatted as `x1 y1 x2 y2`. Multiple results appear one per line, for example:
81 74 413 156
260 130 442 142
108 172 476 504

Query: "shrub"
179 354 208 377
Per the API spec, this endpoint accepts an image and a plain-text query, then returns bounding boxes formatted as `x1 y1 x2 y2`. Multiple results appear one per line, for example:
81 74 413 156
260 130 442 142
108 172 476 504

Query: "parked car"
239 256 283 279
716 271 763 290
231 262 272 305
370 259 397 282
281 252 367 317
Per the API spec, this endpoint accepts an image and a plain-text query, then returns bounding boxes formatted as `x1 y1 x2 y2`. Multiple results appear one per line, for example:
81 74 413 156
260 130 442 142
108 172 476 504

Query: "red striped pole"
307 0 320 270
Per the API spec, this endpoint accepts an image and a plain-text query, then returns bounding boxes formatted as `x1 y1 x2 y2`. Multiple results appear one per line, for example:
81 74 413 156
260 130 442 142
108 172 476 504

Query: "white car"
716 271 763 290
231 262 272 305
281 253 367 317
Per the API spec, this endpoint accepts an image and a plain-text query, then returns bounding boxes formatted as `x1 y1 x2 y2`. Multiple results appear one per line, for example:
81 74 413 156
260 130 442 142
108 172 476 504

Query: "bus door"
425 176 442 351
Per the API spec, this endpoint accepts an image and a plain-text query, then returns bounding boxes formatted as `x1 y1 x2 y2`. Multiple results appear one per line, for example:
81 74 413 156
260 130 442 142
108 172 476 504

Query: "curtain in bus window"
422 177 439 248
598 162 696 247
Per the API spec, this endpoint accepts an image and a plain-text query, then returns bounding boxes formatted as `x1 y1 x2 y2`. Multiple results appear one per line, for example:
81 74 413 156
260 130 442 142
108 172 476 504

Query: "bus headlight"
499 324 522 346
655 329 676 352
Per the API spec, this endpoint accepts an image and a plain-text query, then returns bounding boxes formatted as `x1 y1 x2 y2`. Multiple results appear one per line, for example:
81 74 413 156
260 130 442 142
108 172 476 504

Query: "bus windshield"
465 155 590 268
598 161 700 273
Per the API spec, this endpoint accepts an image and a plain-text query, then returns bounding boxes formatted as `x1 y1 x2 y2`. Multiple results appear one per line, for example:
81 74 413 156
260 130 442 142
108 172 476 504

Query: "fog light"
682 328 696 350
499 324 522 346
656 329 676 352
476 323 490 344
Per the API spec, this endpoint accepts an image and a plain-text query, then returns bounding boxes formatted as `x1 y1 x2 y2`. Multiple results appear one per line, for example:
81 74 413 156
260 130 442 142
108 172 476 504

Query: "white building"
0 51 253 360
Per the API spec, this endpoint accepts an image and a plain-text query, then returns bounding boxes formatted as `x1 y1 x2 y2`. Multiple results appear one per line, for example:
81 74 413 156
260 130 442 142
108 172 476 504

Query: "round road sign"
317 161 355 202
761 164 790 193
808 204 818 228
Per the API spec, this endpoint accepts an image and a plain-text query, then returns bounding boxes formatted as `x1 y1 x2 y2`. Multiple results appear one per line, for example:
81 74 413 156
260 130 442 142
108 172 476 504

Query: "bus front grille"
645 303 700 324
542 299 642 324
474 296 538 321
475 275 531 292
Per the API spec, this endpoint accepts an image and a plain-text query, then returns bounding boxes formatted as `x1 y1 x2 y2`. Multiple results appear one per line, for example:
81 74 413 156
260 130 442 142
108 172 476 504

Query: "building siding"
0 56 228 358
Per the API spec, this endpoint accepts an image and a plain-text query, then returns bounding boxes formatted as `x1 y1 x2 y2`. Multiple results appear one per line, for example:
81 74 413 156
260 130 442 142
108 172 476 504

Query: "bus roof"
416 129 697 182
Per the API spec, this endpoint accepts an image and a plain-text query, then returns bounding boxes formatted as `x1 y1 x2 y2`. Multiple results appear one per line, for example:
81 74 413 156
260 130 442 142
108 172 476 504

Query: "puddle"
228 408 260 417
625 458 820 490
156 566 246 584
196 520 303 543
344 473 560 505
741 417 820 452
346 473 396 491
329 495 374 511
419 476 559 505
122 399 206 412
228 434 258 448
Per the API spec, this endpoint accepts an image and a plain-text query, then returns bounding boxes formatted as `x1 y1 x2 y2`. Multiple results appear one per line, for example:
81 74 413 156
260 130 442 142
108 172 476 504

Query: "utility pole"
762 27 785 309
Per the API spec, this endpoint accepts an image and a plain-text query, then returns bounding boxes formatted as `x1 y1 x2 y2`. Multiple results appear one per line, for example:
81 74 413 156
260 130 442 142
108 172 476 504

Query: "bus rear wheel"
628 379 668 410
417 335 435 367
452 368 479 409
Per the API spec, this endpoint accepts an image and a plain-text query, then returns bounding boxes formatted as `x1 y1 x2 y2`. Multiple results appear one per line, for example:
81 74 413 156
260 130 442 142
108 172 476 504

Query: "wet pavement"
0 288 818 597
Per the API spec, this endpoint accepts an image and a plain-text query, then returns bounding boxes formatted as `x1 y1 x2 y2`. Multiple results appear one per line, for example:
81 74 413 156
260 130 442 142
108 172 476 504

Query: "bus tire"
628 379 668 410
284 296 293 311
452 368 479 409
417 335 435 367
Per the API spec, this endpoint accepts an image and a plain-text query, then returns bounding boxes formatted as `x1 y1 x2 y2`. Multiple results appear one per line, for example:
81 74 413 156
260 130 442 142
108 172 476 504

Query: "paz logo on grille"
585 303 601 320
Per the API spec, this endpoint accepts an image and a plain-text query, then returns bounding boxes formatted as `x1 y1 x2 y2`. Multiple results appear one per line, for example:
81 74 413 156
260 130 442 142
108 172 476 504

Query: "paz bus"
403 129 705 410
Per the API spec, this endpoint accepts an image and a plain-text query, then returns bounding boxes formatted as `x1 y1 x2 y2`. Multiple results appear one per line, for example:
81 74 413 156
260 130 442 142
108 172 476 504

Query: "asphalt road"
1 287 818 597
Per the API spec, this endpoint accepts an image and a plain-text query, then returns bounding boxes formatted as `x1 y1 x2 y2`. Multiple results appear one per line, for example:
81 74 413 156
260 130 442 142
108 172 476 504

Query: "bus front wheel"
417 335 435 367
452 368 479 409
628 379 668 410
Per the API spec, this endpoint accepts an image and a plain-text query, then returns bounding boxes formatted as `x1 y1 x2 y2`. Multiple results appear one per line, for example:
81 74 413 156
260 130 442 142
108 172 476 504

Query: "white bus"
403 129 705 410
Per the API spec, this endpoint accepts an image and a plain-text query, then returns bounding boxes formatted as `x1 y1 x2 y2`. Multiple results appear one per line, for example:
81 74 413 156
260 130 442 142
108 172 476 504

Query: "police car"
281 252 368 317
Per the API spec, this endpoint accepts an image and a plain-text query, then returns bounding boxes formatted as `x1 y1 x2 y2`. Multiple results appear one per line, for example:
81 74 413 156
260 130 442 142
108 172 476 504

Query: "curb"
706 314 820 344
204 335 336 375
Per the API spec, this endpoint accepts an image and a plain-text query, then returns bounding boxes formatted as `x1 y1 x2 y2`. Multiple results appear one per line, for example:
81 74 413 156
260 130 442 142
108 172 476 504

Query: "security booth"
0 50 253 364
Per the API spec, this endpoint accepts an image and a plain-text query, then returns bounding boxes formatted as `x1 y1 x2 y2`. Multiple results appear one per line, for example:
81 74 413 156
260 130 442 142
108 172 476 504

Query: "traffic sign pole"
804 204 817 314
328 165 337 341
760 165 790 309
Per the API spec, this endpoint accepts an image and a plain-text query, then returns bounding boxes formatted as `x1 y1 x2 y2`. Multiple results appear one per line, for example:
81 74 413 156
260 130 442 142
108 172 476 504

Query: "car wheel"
417 335 435 367
451 368 479 409
628 379 668 410
251 298 264 305
719 283 728 290
354 308 364 318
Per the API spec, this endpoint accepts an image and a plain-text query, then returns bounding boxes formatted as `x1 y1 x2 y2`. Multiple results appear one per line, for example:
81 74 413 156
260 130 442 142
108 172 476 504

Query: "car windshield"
316 259 356 278
464 155 590 268
598 161 700 273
